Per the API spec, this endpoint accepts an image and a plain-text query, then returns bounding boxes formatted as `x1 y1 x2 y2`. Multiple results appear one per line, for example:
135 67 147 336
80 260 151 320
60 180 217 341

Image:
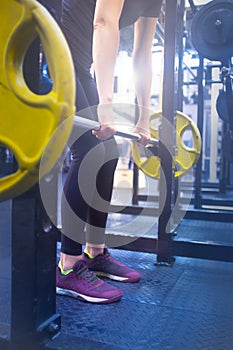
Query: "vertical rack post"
194 56 204 208
11 186 60 350
156 0 179 265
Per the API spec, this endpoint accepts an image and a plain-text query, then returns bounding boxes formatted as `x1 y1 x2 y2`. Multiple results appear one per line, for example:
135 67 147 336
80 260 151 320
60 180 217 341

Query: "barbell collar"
73 115 159 146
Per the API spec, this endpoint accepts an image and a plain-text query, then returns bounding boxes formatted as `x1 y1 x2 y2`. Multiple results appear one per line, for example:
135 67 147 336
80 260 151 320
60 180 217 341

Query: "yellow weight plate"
0 0 76 201
175 111 201 177
132 111 201 178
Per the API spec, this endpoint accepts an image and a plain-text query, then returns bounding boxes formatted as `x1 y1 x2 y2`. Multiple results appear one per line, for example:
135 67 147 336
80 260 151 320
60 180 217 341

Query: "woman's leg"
61 130 119 268
85 137 119 247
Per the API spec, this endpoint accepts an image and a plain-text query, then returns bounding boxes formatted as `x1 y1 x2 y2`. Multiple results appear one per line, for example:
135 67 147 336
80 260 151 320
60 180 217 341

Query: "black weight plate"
191 0 233 61
222 131 233 162
216 90 230 122
225 77 233 130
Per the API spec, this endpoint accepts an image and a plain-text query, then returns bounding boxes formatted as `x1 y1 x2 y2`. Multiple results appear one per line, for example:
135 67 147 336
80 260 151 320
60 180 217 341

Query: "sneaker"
56 260 123 304
83 248 141 283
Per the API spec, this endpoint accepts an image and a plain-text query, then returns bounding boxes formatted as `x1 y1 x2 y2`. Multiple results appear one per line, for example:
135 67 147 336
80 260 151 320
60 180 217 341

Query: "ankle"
85 245 105 258
60 252 82 270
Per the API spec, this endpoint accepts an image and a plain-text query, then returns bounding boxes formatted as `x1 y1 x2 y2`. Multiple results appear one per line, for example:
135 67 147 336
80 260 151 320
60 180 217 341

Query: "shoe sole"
93 271 141 283
56 287 122 304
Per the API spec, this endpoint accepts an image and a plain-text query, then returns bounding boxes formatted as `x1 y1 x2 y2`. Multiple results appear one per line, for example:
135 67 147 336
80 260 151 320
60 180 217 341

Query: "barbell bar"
73 115 159 146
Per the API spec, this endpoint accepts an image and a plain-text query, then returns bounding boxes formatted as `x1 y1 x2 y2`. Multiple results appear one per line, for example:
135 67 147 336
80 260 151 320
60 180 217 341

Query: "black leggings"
61 131 118 255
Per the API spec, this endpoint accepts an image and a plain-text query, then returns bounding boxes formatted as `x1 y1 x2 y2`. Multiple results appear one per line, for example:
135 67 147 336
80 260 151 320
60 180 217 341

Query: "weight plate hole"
181 128 194 149
23 40 53 95
0 146 19 178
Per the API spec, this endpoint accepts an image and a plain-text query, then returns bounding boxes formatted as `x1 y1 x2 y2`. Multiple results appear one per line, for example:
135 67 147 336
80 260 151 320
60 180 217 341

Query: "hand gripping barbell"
0 0 76 202
73 116 159 145
74 112 201 178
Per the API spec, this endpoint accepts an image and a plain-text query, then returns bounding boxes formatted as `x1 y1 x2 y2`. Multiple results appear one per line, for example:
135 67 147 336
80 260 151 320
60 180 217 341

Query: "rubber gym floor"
0 199 233 350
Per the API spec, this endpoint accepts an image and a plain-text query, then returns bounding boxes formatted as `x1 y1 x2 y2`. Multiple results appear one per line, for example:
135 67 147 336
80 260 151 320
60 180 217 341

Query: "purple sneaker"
83 249 141 283
56 260 123 304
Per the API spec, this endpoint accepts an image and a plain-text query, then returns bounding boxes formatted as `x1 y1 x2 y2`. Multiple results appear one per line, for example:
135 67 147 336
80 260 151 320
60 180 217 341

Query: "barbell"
1 106 201 203
0 0 202 202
